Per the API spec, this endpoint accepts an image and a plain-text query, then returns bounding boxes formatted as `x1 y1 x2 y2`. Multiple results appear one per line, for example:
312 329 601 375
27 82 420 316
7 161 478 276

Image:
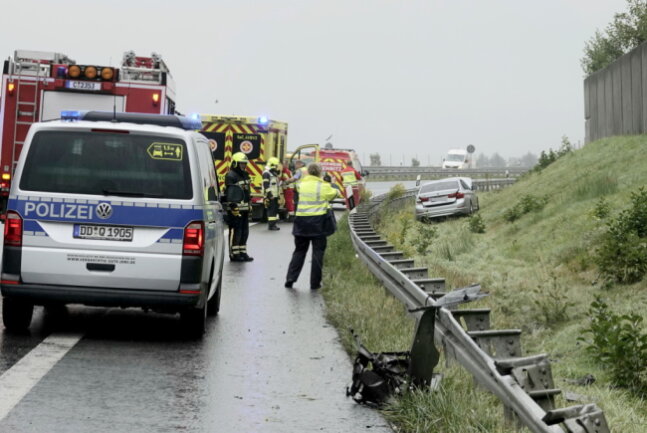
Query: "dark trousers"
228 211 249 258
267 198 279 222
286 235 327 288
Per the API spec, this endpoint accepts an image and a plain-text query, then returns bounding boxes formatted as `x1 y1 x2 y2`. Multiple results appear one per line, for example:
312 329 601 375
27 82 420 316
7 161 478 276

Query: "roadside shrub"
468 213 485 233
412 222 437 255
595 187 647 283
360 187 373 203
531 273 574 327
387 183 406 201
579 297 647 397
592 197 611 220
503 194 548 223
399 216 412 245
533 135 573 173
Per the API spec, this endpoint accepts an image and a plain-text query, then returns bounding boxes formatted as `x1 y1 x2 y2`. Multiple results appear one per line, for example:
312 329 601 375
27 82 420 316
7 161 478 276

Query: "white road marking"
0 333 83 420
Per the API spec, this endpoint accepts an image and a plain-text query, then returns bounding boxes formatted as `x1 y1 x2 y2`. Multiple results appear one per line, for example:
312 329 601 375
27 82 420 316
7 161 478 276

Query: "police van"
1 111 225 337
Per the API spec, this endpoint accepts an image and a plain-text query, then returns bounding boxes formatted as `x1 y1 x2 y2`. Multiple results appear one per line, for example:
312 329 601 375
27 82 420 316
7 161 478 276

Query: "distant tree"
411 157 420 167
520 152 538 168
490 153 506 167
369 153 382 166
476 153 490 168
582 0 647 75
581 30 624 75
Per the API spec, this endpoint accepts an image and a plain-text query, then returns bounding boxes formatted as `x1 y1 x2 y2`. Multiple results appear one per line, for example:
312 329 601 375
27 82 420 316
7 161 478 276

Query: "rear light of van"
4 211 23 247
448 192 465 199
183 221 204 256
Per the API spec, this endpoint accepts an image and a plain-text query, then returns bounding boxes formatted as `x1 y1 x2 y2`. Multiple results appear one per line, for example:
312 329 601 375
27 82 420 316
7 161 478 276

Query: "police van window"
20 130 193 199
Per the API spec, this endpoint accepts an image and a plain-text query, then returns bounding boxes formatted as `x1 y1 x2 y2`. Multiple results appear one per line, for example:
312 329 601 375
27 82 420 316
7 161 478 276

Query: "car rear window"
20 130 193 199
420 180 458 193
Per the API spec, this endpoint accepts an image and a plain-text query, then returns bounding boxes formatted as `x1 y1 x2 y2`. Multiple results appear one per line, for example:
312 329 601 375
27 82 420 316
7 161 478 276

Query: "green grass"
322 135 647 432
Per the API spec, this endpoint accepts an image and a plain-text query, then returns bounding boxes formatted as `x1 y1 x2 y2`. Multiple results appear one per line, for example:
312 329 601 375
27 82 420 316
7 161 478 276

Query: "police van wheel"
2 297 34 331
207 276 222 316
181 304 207 338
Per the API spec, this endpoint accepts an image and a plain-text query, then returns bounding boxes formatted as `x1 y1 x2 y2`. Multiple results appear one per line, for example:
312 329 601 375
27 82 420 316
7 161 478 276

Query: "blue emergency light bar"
60 110 203 130
258 116 269 125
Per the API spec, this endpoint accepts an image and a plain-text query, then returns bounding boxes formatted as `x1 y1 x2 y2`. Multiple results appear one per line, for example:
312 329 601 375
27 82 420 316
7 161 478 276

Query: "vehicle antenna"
112 94 117 122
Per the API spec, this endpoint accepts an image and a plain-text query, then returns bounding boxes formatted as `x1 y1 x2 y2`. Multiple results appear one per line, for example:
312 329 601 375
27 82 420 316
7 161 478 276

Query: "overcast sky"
2 0 628 165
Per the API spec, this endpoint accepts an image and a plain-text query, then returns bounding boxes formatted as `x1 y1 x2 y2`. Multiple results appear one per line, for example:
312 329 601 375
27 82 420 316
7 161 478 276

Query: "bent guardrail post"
347 191 611 433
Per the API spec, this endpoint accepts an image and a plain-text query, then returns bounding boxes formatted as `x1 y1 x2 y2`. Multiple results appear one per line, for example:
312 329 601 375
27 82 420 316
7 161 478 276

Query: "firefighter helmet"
267 157 280 169
231 152 249 168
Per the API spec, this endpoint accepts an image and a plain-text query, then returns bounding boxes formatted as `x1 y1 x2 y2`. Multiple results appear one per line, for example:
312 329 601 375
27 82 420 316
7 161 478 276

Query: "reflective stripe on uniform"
296 181 329 216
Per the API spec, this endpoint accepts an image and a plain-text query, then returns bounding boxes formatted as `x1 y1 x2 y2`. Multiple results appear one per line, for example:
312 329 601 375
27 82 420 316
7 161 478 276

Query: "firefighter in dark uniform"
263 157 281 231
225 152 254 262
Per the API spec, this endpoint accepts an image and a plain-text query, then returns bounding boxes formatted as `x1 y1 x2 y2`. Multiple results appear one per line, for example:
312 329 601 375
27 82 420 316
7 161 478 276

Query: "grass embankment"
323 135 647 432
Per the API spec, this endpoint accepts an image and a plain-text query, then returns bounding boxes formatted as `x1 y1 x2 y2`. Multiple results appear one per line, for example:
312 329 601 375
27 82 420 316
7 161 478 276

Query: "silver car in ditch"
415 177 479 221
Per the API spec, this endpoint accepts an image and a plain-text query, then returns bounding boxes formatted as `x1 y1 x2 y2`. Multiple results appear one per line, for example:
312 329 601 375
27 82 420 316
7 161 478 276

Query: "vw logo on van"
96 202 113 220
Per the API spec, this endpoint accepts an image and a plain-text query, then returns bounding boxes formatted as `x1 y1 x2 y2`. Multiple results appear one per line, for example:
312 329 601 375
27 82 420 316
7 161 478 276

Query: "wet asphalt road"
0 219 392 432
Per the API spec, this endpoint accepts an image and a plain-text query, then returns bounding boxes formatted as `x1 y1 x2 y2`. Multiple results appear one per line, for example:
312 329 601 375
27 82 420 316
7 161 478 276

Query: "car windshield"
420 180 459 193
20 130 193 199
446 154 465 162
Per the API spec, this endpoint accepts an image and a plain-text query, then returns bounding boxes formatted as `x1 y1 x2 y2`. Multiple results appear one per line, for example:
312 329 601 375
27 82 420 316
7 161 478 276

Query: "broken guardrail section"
347 188 610 433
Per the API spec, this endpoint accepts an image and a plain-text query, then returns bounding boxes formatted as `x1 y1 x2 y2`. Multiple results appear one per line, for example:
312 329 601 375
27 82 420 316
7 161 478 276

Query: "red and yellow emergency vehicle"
288 144 366 209
0 49 177 212
199 115 289 220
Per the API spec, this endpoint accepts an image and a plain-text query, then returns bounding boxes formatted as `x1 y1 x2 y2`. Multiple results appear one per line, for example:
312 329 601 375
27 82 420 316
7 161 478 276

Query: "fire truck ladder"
11 58 46 172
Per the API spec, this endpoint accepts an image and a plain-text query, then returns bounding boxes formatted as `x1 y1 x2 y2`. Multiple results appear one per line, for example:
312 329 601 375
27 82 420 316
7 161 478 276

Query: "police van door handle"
86 263 115 272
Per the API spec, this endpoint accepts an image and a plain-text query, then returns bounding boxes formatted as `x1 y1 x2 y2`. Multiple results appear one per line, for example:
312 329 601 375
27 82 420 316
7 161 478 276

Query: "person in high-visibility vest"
262 157 282 231
284 163 341 290
340 161 362 209
225 152 254 262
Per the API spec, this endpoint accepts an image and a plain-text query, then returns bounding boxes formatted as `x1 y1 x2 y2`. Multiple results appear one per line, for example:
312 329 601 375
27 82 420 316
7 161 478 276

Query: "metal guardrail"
348 190 610 433
366 166 528 177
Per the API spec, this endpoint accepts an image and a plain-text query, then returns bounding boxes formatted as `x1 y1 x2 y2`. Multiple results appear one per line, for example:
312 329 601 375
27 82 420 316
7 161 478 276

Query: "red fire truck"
0 50 177 212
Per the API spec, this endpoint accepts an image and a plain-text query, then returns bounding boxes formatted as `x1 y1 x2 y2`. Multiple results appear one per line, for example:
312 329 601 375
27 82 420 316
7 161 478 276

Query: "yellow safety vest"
342 169 358 186
296 175 339 216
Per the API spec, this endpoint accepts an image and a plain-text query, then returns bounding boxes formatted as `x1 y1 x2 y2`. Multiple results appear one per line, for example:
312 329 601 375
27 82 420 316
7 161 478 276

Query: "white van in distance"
441 149 472 169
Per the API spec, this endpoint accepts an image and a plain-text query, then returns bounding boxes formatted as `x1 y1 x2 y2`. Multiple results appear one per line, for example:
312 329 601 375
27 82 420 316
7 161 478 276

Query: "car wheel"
181 303 207 338
469 203 474 214
207 275 222 316
2 297 34 331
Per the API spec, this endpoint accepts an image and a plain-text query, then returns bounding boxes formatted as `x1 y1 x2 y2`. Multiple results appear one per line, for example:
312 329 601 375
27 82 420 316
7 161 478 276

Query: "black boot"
268 221 280 231
240 253 254 262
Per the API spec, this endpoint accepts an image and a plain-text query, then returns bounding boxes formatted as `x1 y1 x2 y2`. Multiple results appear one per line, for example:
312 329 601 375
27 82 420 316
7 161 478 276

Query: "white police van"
1 111 225 337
